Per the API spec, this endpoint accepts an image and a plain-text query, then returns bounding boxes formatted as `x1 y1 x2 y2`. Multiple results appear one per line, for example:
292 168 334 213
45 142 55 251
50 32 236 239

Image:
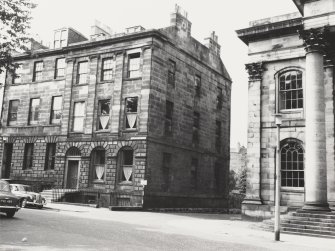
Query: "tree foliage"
0 0 36 74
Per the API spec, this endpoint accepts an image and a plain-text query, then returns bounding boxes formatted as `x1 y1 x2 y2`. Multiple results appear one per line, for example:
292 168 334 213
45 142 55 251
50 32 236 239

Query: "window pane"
53 96 62 110
73 117 84 131
30 98 40 122
98 100 110 130
126 97 138 113
56 58 66 78
123 150 133 165
100 100 110 114
102 58 113 81
128 53 140 78
74 102 85 116
14 64 23 83
279 71 303 110
73 102 85 131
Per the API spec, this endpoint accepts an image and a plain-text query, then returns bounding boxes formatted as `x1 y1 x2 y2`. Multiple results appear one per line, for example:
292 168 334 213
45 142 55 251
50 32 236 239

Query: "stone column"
324 59 335 204
243 62 264 205
300 28 330 211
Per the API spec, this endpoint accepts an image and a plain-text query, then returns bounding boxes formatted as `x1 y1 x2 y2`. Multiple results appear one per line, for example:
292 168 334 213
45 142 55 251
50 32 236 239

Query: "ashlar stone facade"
0 7 232 208
237 0 335 218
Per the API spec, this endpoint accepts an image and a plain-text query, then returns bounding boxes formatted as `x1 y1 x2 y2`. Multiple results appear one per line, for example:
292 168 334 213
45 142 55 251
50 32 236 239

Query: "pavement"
39 202 335 251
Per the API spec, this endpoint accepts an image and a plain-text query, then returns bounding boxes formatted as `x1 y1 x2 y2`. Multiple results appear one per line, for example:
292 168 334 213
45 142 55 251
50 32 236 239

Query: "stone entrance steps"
281 210 335 238
41 189 77 203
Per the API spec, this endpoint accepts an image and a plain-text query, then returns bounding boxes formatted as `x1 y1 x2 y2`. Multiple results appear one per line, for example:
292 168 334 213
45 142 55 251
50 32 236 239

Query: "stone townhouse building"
237 0 335 218
0 7 232 208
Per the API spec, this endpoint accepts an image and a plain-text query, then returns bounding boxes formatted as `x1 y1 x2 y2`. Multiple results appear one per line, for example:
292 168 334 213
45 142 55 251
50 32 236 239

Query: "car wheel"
6 211 15 218
37 205 43 209
21 198 27 208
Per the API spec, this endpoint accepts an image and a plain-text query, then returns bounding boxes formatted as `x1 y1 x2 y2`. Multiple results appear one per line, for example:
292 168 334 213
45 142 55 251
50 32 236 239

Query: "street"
0 204 334 251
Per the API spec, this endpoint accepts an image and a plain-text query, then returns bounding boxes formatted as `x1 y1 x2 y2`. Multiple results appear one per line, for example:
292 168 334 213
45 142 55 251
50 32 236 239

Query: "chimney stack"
205 31 221 56
170 4 192 37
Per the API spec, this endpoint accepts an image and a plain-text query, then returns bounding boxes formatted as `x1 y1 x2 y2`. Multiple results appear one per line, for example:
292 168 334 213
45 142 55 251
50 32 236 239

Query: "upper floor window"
101 58 113 81
215 120 222 152
29 98 40 125
167 60 176 87
44 143 56 170
50 96 62 124
54 29 67 48
14 64 23 84
125 97 138 130
281 139 304 188
217 87 223 110
97 99 110 130
127 53 140 78
72 101 85 132
55 58 66 78
195 75 201 97
33 61 43 82
77 61 88 84
165 101 173 136
8 100 19 126
279 71 303 110
23 143 34 170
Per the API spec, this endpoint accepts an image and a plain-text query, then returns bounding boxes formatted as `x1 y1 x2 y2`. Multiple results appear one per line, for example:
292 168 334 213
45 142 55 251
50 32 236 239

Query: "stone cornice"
245 62 264 81
299 27 330 53
236 18 303 45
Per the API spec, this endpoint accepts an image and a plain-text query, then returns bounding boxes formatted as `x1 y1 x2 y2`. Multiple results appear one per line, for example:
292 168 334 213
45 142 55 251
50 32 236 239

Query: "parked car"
9 184 46 209
0 180 20 217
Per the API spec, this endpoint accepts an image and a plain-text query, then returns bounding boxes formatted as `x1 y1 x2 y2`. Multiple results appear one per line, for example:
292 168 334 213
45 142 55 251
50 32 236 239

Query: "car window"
10 185 19 191
17 185 25 191
0 181 10 192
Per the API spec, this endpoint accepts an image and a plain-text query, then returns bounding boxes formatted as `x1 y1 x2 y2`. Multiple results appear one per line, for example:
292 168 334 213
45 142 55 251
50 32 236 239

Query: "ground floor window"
281 139 304 188
23 143 34 170
90 147 106 183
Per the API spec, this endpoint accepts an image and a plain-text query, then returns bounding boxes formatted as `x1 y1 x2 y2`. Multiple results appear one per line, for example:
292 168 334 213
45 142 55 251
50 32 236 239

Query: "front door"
66 160 79 189
1 143 13 179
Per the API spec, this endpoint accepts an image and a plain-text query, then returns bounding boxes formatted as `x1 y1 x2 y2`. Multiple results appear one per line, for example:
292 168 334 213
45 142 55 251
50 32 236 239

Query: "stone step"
291 212 335 220
282 219 335 228
283 230 335 239
282 223 335 232
282 216 335 224
282 226 335 238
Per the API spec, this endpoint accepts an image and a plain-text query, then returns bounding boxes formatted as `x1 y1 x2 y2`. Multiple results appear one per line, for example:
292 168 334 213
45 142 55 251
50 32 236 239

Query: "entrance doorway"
1 143 13 179
65 158 80 189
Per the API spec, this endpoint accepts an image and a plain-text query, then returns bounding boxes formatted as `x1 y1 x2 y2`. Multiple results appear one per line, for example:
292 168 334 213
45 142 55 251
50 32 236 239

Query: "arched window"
279 71 303 110
90 147 106 183
281 139 304 188
117 147 134 183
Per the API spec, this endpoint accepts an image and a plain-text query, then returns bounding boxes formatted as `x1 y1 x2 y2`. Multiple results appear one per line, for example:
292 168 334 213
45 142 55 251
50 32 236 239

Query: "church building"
237 0 335 218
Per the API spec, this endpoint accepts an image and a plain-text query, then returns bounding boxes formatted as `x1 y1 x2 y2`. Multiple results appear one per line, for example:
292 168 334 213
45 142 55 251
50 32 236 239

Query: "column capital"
299 27 329 54
245 62 264 81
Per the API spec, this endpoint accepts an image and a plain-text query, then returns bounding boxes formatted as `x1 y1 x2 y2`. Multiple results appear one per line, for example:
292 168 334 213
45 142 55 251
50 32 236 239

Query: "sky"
29 0 298 148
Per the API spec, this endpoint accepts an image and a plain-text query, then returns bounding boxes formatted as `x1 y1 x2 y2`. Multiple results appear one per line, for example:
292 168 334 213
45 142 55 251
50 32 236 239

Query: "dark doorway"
2 143 13 179
66 160 79 189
